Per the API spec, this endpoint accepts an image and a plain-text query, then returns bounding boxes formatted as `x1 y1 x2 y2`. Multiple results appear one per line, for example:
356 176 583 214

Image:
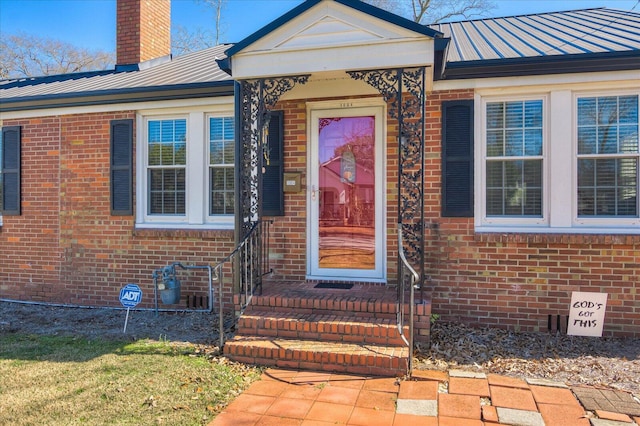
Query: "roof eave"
0 81 235 113
439 50 640 80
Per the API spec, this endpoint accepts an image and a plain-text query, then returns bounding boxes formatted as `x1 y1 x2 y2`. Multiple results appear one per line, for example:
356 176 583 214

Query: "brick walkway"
210 368 640 426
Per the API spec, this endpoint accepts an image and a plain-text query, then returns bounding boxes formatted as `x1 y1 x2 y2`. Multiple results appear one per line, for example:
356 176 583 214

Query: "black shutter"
442 100 474 217
1 126 21 216
262 111 284 216
110 119 133 215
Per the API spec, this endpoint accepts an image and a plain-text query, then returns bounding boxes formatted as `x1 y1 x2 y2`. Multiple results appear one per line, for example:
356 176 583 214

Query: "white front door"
307 102 386 282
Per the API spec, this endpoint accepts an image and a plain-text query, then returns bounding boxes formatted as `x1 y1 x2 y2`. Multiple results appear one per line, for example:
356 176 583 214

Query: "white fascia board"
231 39 434 80
0 96 234 120
432 69 640 93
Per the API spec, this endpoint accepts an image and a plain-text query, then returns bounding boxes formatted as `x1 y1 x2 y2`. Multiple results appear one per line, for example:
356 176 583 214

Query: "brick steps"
237 310 409 346
245 293 398 320
224 281 429 377
223 336 409 377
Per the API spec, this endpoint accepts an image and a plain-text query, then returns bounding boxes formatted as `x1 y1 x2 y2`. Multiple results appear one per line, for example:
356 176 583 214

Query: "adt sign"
119 284 142 308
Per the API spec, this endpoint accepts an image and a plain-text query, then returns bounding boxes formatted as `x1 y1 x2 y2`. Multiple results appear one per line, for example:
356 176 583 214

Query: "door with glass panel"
308 105 385 281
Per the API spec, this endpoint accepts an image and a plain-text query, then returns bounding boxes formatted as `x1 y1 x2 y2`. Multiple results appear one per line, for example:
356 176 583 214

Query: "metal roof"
431 8 640 63
2 6 639 112
0 44 234 112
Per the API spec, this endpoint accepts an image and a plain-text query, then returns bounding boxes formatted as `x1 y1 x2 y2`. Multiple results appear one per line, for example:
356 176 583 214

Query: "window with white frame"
137 111 235 229
209 117 235 216
483 99 545 221
147 119 187 215
577 95 638 218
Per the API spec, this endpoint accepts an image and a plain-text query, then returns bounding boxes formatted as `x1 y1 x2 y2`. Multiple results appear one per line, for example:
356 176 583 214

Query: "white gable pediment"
275 16 383 49
231 0 435 80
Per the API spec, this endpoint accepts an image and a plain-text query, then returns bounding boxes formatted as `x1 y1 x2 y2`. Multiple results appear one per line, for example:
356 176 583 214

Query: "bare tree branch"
362 0 495 23
0 32 114 79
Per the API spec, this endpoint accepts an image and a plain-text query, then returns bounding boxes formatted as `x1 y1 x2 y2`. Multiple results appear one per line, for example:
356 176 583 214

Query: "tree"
365 0 495 24
171 0 226 56
0 32 115 79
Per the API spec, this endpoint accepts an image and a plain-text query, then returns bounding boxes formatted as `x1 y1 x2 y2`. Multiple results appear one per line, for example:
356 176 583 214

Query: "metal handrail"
213 220 271 348
397 223 418 374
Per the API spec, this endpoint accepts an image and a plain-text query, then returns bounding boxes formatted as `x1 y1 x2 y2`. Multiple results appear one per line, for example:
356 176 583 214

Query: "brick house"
1 0 639 375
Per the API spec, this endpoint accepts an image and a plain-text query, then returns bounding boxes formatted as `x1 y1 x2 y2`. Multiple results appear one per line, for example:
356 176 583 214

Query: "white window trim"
476 93 550 230
135 107 235 230
475 89 640 235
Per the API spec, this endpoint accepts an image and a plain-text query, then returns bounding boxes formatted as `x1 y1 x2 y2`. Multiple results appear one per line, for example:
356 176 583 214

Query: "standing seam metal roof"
0 44 233 102
1 7 639 109
431 8 640 63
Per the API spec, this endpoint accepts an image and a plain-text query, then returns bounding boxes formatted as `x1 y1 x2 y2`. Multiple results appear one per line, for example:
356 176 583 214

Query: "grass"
0 334 262 425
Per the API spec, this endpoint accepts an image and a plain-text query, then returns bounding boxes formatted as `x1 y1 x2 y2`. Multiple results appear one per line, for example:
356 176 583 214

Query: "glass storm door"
308 105 385 282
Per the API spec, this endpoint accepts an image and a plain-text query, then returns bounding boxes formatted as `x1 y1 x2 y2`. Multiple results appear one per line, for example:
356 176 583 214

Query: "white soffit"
230 1 435 79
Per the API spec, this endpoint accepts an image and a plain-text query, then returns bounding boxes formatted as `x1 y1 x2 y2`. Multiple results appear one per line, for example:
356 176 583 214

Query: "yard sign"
567 291 608 337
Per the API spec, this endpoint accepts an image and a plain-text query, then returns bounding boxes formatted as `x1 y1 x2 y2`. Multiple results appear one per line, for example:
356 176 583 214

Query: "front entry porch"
224 280 432 377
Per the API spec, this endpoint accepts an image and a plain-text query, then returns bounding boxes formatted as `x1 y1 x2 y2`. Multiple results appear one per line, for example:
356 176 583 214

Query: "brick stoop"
224 281 430 377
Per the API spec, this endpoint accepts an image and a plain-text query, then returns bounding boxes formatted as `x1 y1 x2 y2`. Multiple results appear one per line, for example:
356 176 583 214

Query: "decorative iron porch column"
235 76 309 242
347 68 426 286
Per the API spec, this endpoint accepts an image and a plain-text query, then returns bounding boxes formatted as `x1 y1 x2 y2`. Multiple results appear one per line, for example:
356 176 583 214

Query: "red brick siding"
264 89 639 337
0 112 235 309
2 88 638 337
423 90 640 337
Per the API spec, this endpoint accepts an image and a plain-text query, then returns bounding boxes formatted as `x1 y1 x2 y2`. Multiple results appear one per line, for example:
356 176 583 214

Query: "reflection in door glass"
318 116 375 270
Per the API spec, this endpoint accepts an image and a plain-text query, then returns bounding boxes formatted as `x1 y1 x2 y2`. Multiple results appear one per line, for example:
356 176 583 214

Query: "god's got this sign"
567 292 608 337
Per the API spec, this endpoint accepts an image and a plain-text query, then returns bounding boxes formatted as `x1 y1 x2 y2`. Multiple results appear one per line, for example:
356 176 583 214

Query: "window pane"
578 159 595 187
598 126 618 154
486 130 503 157
525 100 543 128
524 129 543 156
505 102 523 128
598 97 618 125
225 168 235 190
148 121 161 142
619 125 639 153
224 140 234 164
578 98 596 126
210 140 224 164
486 188 504 216
578 127 597 155
486 103 504 129
619 95 639 124
505 130 523 156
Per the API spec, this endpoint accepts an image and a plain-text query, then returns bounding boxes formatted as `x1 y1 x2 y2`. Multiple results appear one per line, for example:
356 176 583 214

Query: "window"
577 95 638 218
481 98 545 225
147 119 187 215
209 117 234 215
137 111 235 229
475 90 639 234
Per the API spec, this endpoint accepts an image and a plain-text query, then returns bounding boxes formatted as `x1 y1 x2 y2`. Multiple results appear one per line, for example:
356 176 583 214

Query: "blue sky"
0 0 638 52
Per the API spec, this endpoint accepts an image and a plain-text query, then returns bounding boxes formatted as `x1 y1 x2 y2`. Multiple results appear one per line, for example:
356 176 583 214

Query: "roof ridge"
429 7 615 26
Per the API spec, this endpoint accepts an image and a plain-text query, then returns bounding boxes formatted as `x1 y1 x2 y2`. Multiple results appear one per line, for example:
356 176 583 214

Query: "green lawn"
0 334 261 425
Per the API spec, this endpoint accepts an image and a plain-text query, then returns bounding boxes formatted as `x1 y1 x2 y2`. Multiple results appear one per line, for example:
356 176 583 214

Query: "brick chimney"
117 0 171 66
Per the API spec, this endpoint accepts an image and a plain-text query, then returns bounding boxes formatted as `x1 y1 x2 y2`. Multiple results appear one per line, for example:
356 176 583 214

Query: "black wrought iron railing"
213 219 272 348
397 223 418 374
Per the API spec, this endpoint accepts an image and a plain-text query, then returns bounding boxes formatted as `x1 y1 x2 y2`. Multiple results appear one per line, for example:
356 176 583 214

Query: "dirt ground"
1 301 639 396
0 301 224 345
